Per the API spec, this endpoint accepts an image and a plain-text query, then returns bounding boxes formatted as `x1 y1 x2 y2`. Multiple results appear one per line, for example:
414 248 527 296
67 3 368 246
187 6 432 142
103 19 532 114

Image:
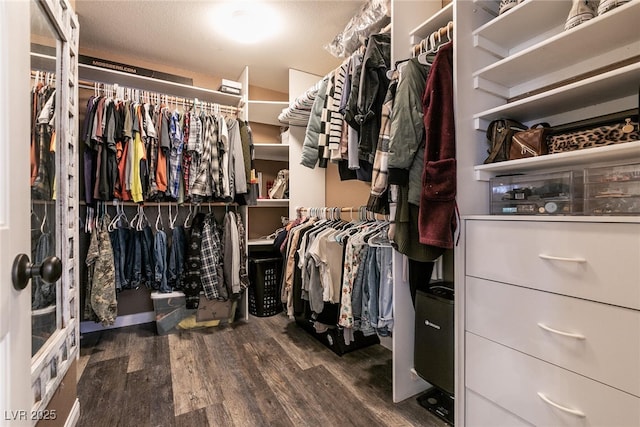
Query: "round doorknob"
11 254 62 291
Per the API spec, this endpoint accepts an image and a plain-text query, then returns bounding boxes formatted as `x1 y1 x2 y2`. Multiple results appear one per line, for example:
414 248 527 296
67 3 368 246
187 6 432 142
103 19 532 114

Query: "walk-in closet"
2 0 638 426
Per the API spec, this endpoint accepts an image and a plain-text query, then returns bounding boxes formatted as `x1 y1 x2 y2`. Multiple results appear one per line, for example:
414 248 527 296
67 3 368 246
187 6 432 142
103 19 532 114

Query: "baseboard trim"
80 311 155 334
64 398 80 427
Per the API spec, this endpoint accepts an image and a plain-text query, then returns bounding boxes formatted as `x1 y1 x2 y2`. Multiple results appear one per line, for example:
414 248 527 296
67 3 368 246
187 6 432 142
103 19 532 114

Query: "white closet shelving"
237 67 291 244
472 0 640 100
454 0 640 425
247 99 289 126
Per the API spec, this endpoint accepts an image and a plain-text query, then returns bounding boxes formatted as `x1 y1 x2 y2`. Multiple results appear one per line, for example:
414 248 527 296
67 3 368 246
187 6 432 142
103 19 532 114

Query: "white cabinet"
462 217 640 425
454 1 640 425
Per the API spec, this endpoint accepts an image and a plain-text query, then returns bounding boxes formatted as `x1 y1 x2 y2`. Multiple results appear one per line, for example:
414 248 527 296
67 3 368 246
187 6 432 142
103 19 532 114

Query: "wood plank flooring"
77 314 448 427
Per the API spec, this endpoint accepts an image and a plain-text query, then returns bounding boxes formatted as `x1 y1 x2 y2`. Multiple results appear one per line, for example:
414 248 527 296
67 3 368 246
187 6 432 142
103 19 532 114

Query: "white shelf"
247 238 275 246
474 141 640 181
253 143 289 162
409 2 453 41
254 199 289 207
473 0 569 57
473 62 640 129
77 63 242 106
473 1 640 99
248 100 289 126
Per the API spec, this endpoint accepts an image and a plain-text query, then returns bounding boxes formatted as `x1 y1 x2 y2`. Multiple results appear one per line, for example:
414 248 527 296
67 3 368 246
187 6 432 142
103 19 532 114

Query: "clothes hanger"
184 204 193 228
155 204 164 232
168 203 177 230
31 201 42 232
40 202 48 234
417 33 435 65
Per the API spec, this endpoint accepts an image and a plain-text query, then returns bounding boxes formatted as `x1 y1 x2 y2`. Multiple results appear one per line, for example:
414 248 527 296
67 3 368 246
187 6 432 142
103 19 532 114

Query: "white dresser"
459 216 640 426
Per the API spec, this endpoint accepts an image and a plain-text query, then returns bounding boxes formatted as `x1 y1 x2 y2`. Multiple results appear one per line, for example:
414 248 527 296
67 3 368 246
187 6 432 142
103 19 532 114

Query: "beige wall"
324 162 371 209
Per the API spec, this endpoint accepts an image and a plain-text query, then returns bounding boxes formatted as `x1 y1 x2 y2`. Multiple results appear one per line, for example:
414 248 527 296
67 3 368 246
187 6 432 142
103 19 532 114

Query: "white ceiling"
74 0 367 94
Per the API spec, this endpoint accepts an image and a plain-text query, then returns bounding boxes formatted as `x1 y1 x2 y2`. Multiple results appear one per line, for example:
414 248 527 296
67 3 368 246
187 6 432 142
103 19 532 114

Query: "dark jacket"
354 32 391 166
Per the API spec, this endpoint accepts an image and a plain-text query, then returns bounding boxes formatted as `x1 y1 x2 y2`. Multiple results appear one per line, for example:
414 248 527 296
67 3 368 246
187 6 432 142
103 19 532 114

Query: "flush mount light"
214 2 282 44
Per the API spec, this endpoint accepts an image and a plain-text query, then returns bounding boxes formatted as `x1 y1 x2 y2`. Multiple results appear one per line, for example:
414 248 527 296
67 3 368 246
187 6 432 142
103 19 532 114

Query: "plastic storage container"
584 162 640 215
490 171 583 215
248 257 283 317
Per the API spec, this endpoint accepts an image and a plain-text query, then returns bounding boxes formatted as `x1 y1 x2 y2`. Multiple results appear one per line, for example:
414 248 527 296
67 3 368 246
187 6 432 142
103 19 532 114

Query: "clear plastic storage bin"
490 171 583 215
584 162 640 215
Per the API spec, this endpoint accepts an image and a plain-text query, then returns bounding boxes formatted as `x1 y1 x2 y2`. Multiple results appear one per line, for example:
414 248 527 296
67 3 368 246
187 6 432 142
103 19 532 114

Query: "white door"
0 0 33 424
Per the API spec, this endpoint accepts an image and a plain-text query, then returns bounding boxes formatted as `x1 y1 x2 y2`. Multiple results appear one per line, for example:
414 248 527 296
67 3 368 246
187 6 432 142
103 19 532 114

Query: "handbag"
548 109 639 154
268 169 289 199
509 122 551 160
483 118 528 164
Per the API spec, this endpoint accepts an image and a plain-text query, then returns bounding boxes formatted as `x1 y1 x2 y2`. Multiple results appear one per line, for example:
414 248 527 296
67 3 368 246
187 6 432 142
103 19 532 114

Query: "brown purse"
509 123 550 160
484 118 528 163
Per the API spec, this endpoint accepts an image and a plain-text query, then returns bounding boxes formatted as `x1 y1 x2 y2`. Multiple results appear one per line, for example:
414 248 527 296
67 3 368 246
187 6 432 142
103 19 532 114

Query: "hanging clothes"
200 214 223 300
418 41 457 249
167 224 186 291
85 214 118 326
32 86 56 200
154 228 170 293
31 227 56 310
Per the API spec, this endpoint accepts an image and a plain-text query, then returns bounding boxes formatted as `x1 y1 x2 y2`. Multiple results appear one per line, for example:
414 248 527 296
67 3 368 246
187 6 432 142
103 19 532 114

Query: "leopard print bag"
548 111 638 154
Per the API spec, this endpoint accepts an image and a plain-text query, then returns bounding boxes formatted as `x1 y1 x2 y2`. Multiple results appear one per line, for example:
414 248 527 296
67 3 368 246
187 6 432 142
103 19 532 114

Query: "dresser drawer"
466 277 640 396
465 333 640 427
465 220 640 309
466 389 533 427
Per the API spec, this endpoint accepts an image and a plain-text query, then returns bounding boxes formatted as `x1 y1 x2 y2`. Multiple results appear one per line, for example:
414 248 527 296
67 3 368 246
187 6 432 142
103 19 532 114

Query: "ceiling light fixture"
214 2 282 44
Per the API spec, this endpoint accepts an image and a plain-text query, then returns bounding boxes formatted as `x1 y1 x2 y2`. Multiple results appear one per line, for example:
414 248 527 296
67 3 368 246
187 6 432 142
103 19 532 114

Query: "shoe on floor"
565 0 599 30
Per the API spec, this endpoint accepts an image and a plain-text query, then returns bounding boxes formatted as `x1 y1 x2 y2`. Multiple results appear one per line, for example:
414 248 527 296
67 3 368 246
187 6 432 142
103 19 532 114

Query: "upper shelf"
409 2 453 42
253 143 289 162
473 62 640 129
248 100 289 126
474 141 640 181
472 1 640 99
80 63 242 106
473 0 570 57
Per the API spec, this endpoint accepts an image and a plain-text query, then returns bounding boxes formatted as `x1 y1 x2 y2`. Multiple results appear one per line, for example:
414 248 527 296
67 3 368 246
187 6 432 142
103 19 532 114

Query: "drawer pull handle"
537 392 586 417
537 323 586 340
538 254 586 263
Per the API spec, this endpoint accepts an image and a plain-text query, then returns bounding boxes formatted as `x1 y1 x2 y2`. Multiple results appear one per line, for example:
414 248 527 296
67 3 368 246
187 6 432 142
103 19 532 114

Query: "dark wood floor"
77 313 447 427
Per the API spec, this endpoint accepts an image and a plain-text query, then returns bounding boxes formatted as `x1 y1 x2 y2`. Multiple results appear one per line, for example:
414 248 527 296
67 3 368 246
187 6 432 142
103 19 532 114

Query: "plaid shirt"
200 214 221 300
190 115 215 198
367 73 398 214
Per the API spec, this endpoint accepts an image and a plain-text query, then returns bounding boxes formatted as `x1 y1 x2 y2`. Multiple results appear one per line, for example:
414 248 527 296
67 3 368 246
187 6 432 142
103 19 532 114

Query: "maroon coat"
418 42 457 249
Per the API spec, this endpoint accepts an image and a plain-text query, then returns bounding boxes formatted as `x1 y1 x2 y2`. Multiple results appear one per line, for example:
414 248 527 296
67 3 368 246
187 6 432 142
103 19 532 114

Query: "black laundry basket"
248 256 283 317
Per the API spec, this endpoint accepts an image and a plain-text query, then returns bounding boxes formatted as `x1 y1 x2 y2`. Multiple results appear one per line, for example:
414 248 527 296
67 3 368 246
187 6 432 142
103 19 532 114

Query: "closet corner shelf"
473 140 640 181
472 1 640 93
248 100 289 126
409 2 453 41
78 63 242 107
253 143 289 161
253 199 289 207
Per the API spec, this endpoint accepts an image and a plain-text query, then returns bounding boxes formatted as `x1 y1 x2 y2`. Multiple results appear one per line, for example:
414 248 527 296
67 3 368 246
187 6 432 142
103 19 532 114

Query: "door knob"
11 254 62 291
